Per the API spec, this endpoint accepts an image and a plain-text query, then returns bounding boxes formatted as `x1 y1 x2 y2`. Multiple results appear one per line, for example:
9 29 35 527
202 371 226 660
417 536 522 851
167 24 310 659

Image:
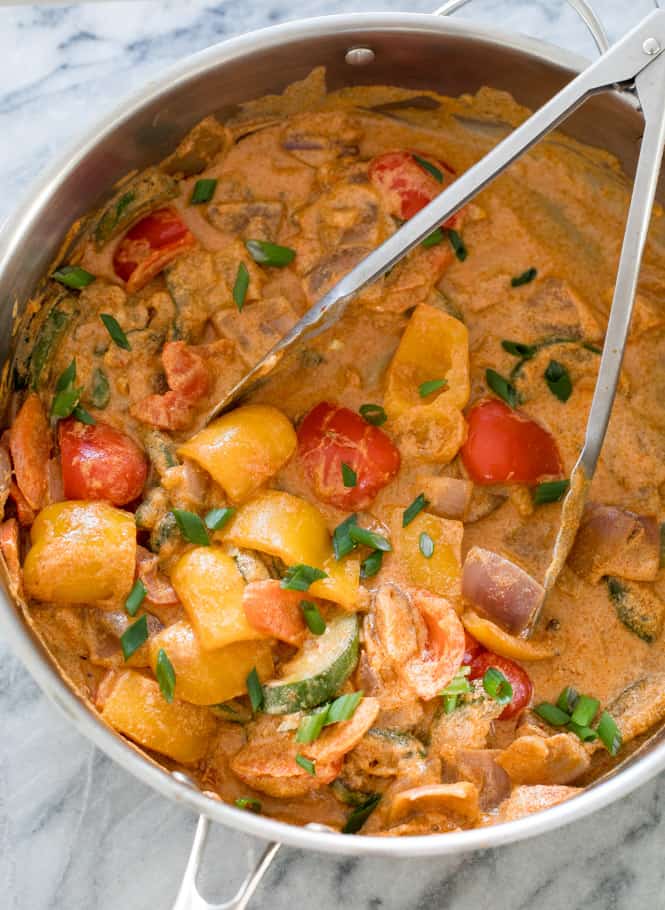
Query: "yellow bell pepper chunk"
97 669 215 763
310 556 363 611
178 404 296 503
149 621 274 705
391 510 462 601
171 546 265 651
384 304 470 419
23 501 136 604
462 610 556 661
391 404 467 465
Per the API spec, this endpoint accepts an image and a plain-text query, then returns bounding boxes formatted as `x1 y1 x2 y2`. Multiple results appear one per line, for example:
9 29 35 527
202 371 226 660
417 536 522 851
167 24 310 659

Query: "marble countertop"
2 1 665 908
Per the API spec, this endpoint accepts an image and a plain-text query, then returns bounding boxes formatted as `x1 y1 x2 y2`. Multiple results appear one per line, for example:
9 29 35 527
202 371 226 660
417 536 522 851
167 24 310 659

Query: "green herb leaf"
51 385 82 419
52 265 96 290
296 705 330 743
120 615 149 661
418 378 447 398
360 550 383 579
534 702 571 726
295 753 316 776
172 509 210 546
333 514 358 561
419 531 435 558
511 267 537 287
204 507 235 531
570 694 600 728
246 239 296 268
422 228 445 249
190 178 217 205
402 493 429 527
247 667 263 713
533 479 570 505
359 403 387 426
326 691 363 725
124 578 146 617
342 793 381 834
597 710 622 756
300 600 326 635
233 262 249 312
447 229 467 262
412 154 443 183
501 340 537 359
556 686 579 715
100 313 131 351
73 405 96 425
348 525 391 552
544 360 572 402
486 368 520 408
341 462 357 488
482 667 513 706
155 648 176 703
567 721 598 742
235 797 262 813
281 564 327 592
56 359 77 392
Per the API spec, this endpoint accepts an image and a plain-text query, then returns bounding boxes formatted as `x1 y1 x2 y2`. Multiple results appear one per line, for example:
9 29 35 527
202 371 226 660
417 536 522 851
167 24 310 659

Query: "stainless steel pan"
1 1 664 905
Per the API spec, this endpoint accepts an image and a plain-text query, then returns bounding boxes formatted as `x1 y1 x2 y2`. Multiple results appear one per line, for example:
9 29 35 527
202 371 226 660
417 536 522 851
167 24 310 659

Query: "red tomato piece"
243 580 308 647
368 150 462 226
462 630 483 666
113 208 196 293
468 650 534 720
131 341 210 431
59 419 148 506
461 398 563 486
297 402 401 510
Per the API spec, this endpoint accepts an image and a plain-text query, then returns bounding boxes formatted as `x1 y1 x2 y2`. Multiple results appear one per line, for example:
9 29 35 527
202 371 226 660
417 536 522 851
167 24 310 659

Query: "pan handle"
172 814 280 910
433 0 609 55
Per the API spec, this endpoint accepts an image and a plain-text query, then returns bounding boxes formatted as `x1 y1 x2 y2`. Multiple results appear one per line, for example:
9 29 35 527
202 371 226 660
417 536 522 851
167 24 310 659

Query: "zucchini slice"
606 576 665 643
93 168 178 249
262 612 359 715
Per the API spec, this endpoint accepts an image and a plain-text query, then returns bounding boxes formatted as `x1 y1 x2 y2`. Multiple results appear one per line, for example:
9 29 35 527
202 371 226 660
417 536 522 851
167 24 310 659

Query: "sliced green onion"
341 462 357 488
348 526 391 552
52 265 96 290
204 507 235 531
443 694 459 714
447 229 468 262
124 578 146 617
482 667 513 706
556 686 579 715
326 691 363 725
233 262 249 312
296 706 330 743
419 532 435 559
418 378 447 398
544 360 572 402
281 564 327 591
56 359 77 392
441 668 471 698
533 479 570 505
73 405 96 425
190 178 217 205
91 367 110 409
100 313 131 351
247 667 263 713
360 550 383 579
120 615 148 661
172 509 210 546
412 154 443 183
486 368 520 408
570 694 600 727
155 648 176 703
333 513 358 560
235 797 261 813
511 267 537 287
300 600 326 636
342 793 381 834
567 720 598 742
597 710 622 756
359 403 387 426
534 702 571 727
402 493 429 527
582 341 603 355
501 340 537 359
295 753 316 776
51 385 81 419
422 228 445 249
245 239 295 268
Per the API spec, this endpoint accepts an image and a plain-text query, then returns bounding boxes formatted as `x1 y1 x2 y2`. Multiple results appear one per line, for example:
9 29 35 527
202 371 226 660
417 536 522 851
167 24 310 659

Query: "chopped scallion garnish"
190 178 217 205
245 239 296 268
120 615 148 661
51 362 82 420
486 368 520 408
56 359 76 392
235 797 262 813
332 514 358 561
597 710 622 756
412 154 443 183
422 228 445 249
402 493 429 527
172 509 209 546
73 405 95 425
348 525 391 552
341 462 357 488
418 378 447 398
296 706 330 744
359 403 387 426
482 667 513 706
281 564 327 592
566 720 598 742
52 265 96 290
204 507 235 531
300 600 326 635
295 753 316 776
233 262 249 311
501 340 537 359
556 686 579 715
125 578 146 617
447 229 467 262
544 360 572 402
511 267 537 287
533 479 570 505
100 313 131 351
342 793 381 834
155 648 176 703
360 550 383 579
326 691 363 725
246 667 263 713
534 702 571 727
570 694 600 728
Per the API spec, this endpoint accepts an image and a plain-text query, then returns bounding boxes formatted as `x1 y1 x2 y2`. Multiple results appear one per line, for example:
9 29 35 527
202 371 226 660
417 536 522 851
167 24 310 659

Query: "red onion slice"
462 547 544 636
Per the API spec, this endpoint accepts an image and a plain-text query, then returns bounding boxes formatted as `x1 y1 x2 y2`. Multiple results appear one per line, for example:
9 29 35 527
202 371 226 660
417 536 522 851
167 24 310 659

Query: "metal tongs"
208 10 665 634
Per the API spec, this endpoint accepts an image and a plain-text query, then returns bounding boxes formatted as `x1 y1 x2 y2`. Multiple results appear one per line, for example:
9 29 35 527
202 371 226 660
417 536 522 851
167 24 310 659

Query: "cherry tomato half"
468 650 534 720
113 208 196 293
297 402 401 510
59 418 148 506
461 398 563 486
368 150 461 225
462 630 483 666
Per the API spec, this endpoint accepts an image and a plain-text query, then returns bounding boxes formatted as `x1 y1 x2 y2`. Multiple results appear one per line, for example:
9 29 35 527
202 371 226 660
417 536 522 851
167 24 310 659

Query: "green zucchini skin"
142 430 180 478
93 168 178 249
149 510 179 553
606 576 665 643
90 366 110 408
262 612 359 715
13 288 77 391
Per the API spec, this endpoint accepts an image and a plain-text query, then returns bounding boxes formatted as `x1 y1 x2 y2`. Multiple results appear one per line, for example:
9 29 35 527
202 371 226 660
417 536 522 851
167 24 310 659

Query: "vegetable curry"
4 68 665 835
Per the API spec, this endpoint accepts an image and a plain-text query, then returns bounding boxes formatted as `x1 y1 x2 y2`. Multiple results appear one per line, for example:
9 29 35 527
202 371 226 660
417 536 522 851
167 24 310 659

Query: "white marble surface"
2 1 665 908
